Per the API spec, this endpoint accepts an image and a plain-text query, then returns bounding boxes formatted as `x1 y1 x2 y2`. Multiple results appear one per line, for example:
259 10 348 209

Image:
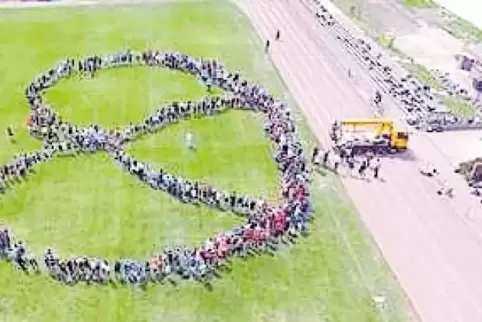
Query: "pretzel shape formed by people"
0 50 313 288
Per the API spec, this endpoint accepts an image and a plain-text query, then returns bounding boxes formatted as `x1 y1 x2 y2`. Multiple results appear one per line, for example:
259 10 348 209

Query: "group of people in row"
0 49 314 287
312 145 381 180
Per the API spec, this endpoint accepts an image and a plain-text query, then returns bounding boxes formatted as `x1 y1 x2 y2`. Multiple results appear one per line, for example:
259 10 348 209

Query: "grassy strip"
444 96 477 117
442 13 482 42
402 0 435 9
402 62 443 90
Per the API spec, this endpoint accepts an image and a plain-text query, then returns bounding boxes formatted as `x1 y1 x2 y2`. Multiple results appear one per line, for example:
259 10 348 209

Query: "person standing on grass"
321 150 330 167
0 228 11 257
185 131 195 150
265 39 270 53
311 146 319 164
6 126 15 143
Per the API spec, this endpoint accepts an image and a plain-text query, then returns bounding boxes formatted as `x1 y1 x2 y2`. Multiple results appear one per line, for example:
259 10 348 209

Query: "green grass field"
0 1 413 321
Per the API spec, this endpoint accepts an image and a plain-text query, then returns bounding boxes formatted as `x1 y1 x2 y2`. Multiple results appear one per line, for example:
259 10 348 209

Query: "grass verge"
401 0 435 9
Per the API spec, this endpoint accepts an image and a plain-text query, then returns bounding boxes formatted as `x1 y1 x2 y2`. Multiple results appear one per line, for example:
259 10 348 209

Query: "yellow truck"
332 118 409 154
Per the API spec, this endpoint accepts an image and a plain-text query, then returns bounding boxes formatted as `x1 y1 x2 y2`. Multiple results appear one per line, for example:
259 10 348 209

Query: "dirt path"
236 0 482 321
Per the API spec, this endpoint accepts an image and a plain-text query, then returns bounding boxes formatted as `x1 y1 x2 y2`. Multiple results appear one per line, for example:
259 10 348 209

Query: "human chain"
0 50 313 288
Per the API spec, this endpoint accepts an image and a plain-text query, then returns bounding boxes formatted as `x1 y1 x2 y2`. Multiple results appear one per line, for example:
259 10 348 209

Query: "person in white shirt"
185 131 195 150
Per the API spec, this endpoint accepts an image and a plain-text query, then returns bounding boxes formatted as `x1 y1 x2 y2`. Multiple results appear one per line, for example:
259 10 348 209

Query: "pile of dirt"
455 158 482 182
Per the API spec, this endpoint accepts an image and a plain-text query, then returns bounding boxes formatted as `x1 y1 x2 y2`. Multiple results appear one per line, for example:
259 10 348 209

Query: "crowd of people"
311 143 381 180
312 1 482 132
0 49 314 288
431 68 471 101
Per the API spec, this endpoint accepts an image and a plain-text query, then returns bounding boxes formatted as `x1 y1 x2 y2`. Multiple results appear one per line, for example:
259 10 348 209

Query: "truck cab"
392 131 409 150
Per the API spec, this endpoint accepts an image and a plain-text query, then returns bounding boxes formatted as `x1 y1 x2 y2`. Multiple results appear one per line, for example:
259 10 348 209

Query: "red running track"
235 0 482 321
